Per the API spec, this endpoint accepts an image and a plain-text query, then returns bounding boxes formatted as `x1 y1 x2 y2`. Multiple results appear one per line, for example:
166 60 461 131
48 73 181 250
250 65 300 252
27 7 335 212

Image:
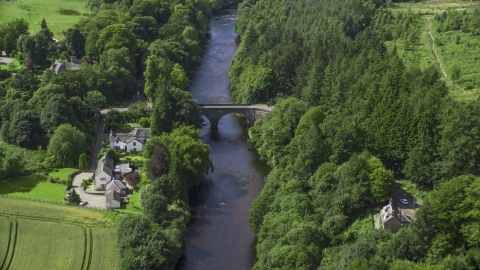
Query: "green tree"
96 24 137 56
78 153 88 170
170 63 189 90
146 146 169 180
449 64 461 82
149 86 203 135
84 90 107 114
9 69 40 100
7 110 44 149
64 28 86 58
100 47 136 76
40 94 78 138
2 151 24 178
67 189 81 204
249 97 309 167
367 156 393 203
47 124 87 167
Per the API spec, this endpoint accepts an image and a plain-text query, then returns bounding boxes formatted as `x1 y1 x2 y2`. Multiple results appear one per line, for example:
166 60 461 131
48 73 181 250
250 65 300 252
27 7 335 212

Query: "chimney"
110 130 113 137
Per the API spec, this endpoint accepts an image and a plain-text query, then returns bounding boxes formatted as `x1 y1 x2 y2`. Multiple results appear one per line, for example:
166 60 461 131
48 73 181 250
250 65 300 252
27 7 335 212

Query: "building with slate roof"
50 57 85 75
109 128 150 152
95 152 114 189
380 199 412 232
106 180 127 195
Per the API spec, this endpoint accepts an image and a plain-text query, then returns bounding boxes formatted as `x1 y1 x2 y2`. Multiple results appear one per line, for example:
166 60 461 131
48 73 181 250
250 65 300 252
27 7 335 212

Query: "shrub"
49 177 55 183
66 179 73 188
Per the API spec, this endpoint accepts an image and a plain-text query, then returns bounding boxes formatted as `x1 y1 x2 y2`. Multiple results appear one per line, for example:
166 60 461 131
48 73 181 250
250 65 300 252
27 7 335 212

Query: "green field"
0 0 89 39
10 219 85 269
0 174 66 201
0 217 10 268
0 197 119 270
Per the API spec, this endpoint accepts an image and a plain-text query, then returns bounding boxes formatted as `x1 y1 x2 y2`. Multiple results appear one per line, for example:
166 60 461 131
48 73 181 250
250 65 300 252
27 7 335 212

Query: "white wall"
95 171 111 189
126 139 143 152
107 200 121 209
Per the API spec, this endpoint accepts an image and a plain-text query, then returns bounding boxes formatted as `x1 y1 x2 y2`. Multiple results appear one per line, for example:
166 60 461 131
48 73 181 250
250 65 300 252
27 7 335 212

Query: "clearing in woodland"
387 0 480 100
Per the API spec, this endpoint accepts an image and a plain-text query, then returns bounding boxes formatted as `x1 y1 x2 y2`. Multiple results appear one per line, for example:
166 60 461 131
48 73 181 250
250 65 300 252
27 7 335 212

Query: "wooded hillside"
232 0 480 268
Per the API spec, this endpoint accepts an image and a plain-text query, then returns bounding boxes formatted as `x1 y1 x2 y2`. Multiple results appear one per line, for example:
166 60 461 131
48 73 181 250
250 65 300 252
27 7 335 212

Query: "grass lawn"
118 189 142 214
0 0 90 39
0 174 66 202
0 197 119 270
48 167 78 181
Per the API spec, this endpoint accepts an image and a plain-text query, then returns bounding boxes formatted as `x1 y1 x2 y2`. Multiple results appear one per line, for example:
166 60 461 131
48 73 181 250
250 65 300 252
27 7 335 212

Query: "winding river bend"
180 7 269 270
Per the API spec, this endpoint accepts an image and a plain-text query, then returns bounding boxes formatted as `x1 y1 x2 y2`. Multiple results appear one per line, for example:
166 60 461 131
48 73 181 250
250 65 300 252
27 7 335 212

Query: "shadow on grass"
0 174 46 194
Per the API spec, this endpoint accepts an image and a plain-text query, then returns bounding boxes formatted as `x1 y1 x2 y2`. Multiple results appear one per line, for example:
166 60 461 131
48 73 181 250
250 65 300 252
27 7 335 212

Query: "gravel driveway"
73 172 106 209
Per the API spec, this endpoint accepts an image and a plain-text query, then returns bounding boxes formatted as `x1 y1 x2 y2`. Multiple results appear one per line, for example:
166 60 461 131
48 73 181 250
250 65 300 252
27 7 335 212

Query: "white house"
95 153 114 189
106 190 121 209
109 128 150 152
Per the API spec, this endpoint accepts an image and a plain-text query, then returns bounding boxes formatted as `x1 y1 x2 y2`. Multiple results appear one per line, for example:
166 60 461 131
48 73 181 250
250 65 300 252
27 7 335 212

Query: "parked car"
399 198 409 205
66 190 72 197
79 200 87 206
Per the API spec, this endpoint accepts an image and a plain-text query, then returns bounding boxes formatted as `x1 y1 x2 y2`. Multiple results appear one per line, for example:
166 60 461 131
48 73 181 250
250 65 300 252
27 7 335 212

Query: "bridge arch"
199 104 272 130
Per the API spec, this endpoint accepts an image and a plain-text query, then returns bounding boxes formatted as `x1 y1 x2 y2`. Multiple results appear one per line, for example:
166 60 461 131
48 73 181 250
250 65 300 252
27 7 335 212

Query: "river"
179 7 270 270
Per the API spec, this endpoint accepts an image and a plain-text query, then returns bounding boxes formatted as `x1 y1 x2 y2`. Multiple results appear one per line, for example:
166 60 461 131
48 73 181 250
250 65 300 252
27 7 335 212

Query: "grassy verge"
0 174 66 201
0 0 89 39
395 179 428 204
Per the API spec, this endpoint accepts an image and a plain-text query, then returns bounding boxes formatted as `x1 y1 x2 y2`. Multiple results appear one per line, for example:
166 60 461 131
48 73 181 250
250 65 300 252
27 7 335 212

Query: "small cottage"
380 200 412 232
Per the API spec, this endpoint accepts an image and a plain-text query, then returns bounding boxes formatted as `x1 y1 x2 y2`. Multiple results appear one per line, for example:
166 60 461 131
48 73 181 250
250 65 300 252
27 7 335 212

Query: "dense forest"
0 0 240 269
230 0 480 268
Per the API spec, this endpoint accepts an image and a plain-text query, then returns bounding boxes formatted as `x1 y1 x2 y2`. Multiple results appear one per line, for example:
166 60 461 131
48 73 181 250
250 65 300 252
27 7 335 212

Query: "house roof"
106 190 121 202
109 128 150 144
95 155 114 177
106 180 126 193
51 59 81 75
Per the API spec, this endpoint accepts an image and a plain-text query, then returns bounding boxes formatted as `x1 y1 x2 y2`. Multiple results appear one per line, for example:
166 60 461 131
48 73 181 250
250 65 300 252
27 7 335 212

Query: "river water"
180 7 269 270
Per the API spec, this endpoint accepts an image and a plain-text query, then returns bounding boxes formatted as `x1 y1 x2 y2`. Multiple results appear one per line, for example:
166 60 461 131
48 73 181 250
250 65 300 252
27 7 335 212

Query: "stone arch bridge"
199 104 273 130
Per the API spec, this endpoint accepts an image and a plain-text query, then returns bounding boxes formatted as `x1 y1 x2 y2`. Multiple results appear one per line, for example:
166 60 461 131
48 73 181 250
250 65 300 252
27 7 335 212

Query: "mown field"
0 0 89 39
0 174 66 201
0 197 120 270
388 1 480 100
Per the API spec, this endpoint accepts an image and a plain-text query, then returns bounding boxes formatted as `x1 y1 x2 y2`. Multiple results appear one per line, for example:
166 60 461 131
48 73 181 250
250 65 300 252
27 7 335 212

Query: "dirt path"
428 18 448 78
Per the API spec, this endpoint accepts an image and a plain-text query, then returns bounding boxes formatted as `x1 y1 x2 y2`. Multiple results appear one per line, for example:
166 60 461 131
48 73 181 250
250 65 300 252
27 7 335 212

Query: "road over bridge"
199 104 273 130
